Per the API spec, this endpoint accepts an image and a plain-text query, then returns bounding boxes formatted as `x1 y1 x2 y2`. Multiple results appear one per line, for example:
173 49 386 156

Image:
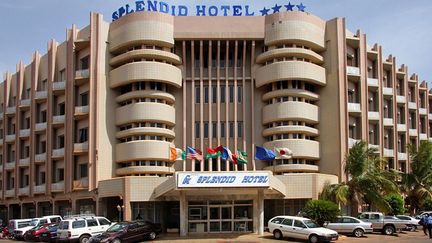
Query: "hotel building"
0 9 430 235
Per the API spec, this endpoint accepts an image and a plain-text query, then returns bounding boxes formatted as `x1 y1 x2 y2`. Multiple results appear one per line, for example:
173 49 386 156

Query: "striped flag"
206 145 224 159
221 146 233 161
232 150 248 165
170 147 186 161
186 146 203 161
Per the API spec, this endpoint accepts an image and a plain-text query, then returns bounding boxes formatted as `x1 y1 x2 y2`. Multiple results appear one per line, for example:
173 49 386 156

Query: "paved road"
0 231 431 243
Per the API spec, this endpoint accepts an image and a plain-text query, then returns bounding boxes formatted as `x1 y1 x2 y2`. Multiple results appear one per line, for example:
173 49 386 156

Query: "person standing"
426 213 432 238
420 213 428 236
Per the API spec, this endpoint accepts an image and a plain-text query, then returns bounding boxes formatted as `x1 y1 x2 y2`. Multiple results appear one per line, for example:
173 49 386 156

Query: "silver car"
325 216 373 237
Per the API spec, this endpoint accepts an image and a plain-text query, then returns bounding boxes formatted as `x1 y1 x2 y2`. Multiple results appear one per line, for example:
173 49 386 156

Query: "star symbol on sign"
272 4 282 13
260 7 270 16
296 3 306 12
285 2 295 11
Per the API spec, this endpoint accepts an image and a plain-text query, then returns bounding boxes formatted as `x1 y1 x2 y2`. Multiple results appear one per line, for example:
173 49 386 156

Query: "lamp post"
116 205 123 222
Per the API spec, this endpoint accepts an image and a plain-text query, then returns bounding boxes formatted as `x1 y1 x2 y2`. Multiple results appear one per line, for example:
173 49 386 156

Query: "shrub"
302 199 340 226
385 193 405 215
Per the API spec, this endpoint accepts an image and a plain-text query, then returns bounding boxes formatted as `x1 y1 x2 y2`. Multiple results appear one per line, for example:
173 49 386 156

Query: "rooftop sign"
112 1 306 21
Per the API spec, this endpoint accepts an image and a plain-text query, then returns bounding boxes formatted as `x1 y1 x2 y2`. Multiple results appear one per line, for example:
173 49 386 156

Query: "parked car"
268 216 338 243
57 215 113 243
8 219 33 239
395 215 420 231
89 221 162 243
358 212 407 235
24 223 54 241
2 226 11 239
415 211 432 219
39 223 59 243
14 215 62 240
324 216 373 237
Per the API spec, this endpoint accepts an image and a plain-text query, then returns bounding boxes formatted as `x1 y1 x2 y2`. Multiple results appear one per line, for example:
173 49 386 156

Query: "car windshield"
304 220 319 228
106 223 128 232
30 219 40 226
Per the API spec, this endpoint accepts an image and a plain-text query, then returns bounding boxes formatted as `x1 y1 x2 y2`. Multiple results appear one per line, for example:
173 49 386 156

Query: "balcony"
383 148 394 157
74 142 89 154
5 106 16 115
348 103 361 113
348 138 360 148
382 87 393 96
419 108 427 115
73 177 89 190
396 95 406 104
5 161 15 170
35 91 48 101
35 122 47 132
347 66 360 76
5 134 16 142
52 81 66 93
408 102 417 110
19 129 30 138
52 148 65 159
368 111 380 121
409 129 418 137
5 189 15 197
429 114 432 120
34 184 46 194
383 118 393 126
35 153 47 163
51 181 65 192
52 115 65 127
420 133 428 141
75 69 90 85
74 105 89 119
398 152 407 160
367 78 379 88
368 144 379 150
18 187 29 196
18 158 30 167
397 124 407 132
20 99 30 108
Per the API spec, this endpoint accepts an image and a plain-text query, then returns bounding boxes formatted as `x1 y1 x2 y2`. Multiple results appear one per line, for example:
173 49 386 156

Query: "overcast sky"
1 0 431 83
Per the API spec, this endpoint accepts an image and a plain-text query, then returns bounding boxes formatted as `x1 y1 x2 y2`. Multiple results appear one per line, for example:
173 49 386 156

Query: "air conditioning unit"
384 105 388 108
384 134 389 138
368 66 373 70
383 76 387 80
352 123 356 127
369 97 374 102
347 53 354 59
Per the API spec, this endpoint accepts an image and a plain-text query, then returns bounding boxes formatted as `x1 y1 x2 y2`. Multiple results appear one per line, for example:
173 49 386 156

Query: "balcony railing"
368 111 380 120
75 69 90 79
19 129 30 138
5 106 16 115
52 148 65 158
34 184 46 194
18 187 29 195
74 142 89 154
382 87 394 96
5 189 15 197
383 148 394 157
347 66 360 76
419 108 427 115
20 99 30 108
420 133 428 141
367 78 379 87
396 95 406 104
51 181 65 192
35 122 47 131
74 106 89 117
398 152 407 160
18 158 30 167
409 129 418 137
5 161 15 170
408 102 417 110
5 134 16 142
348 103 361 113
35 91 48 100
73 177 89 189
397 124 407 132
383 118 393 126
53 115 65 125
368 144 379 150
429 114 432 120
35 153 47 163
53 81 66 92
348 138 360 148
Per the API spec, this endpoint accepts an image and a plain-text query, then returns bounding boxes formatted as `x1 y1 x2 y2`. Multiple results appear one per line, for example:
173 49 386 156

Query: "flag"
255 146 276 161
275 147 293 159
206 145 224 159
233 150 248 164
186 146 203 161
221 146 233 161
170 147 186 161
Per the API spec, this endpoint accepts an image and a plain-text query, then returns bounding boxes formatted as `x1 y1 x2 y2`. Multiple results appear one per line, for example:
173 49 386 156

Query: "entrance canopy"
154 171 286 199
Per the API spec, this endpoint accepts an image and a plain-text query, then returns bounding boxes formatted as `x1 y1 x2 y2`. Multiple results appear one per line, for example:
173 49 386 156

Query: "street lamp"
116 205 124 222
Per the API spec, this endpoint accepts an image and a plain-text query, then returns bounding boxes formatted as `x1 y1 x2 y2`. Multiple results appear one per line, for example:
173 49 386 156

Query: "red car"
24 223 53 241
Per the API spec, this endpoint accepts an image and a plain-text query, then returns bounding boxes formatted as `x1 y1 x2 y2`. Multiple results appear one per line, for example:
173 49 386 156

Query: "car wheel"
383 225 395 235
79 235 90 243
148 232 156 240
309 234 319 243
273 230 282 240
112 238 121 243
353 228 364 237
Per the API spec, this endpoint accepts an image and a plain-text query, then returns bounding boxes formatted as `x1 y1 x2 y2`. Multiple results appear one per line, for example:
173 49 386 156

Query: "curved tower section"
108 12 181 177
256 12 326 174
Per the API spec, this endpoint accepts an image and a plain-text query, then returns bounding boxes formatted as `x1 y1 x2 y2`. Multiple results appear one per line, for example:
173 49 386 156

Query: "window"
281 218 293 226
237 86 242 103
220 86 226 103
72 220 85 229
58 135 65 148
58 168 64 181
80 164 88 178
79 128 88 143
86 219 98 227
195 122 200 138
204 122 209 138
195 86 200 103
212 122 217 138
59 69 66 81
229 85 234 103
150 82 163 91
98 218 111 226
229 122 234 138
58 103 65 115
221 122 226 137
212 86 217 103
80 93 89 106
204 86 209 103
238 121 243 138
80 56 89 70
294 220 305 228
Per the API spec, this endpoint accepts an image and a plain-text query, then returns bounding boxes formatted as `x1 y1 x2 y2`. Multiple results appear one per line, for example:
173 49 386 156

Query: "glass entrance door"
209 205 232 232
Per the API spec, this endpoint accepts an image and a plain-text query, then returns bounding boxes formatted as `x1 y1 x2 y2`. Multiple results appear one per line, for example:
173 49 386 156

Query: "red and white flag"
275 148 293 159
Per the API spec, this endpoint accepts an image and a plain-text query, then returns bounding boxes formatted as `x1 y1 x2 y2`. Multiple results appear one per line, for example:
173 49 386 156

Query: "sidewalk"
155 232 275 242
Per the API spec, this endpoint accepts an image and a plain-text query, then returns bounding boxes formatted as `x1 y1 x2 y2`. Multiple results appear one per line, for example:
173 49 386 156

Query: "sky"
0 0 431 82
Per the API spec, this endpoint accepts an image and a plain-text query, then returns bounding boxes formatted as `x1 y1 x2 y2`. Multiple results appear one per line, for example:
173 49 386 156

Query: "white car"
324 216 373 237
57 215 113 243
396 215 420 231
13 215 62 240
268 216 339 243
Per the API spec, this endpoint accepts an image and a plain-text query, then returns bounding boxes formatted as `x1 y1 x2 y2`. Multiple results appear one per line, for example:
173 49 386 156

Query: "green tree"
421 199 432 211
384 193 405 215
320 141 399 215
302 200 340 226
402 141 432 214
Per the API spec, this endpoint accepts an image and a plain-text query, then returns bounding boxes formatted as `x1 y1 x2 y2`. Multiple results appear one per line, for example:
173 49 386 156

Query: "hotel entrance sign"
177 172 270 188
112 1 307 21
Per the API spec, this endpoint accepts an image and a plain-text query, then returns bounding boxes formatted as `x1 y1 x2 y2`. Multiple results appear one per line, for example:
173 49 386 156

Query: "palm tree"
402 141 432 214
320 141 399 216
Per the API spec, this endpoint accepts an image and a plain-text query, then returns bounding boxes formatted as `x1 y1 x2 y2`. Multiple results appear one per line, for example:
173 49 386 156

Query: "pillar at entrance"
179 191 188 236
253 190 265 235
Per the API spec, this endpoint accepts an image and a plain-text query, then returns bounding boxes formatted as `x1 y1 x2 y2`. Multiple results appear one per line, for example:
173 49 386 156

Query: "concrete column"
20 204 24 219
35 202 40 217
71 199 77 214
123 201 131 221
179 191 188 236
253 190 264 235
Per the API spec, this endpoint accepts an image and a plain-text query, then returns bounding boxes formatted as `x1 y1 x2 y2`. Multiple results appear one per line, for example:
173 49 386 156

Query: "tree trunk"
350 197 360 216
